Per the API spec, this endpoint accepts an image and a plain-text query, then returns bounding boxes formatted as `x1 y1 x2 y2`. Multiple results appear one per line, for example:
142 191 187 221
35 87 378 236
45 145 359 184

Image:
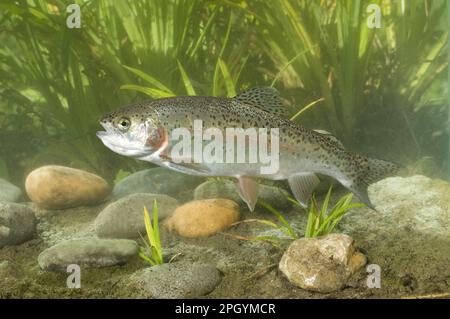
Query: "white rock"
279 233 366 292
340 175 450 293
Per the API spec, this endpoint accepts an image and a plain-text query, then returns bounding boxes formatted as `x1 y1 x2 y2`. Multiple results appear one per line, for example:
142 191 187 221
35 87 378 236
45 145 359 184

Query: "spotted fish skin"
97 87 398 209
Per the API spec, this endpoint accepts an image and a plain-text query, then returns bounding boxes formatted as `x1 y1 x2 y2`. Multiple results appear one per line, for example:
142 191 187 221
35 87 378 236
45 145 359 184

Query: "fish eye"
117 117 131 131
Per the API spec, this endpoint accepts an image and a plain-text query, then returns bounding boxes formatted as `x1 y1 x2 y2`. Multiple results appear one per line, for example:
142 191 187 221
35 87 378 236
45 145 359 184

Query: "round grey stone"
194 179 292 210
38 238 138 271
0 202 36 248
95 193 178 239
113 168 204 201
0 178 22 203
128 262 222 298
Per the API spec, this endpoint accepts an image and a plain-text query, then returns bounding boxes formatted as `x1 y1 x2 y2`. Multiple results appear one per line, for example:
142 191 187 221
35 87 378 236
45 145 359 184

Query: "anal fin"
235 176 259 212
288 173 320 208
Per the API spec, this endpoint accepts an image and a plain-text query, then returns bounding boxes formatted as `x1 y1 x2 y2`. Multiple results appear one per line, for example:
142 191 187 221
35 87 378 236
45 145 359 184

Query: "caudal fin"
345 156 399 209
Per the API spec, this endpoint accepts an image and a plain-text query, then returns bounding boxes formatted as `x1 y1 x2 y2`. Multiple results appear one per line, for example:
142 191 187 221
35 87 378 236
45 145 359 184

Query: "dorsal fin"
232 87 290 118
314 129 345 149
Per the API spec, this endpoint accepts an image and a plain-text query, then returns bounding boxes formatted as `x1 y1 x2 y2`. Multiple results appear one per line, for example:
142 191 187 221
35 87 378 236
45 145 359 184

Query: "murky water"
0 0 449 299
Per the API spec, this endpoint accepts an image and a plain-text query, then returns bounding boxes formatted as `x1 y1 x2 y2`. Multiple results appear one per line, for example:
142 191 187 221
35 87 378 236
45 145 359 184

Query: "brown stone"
166 198 240 238
25 165 110 209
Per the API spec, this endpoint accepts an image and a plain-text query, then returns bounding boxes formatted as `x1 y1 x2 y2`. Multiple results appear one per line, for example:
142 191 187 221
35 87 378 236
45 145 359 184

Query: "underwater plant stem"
448 0 450 180
290 97 325 121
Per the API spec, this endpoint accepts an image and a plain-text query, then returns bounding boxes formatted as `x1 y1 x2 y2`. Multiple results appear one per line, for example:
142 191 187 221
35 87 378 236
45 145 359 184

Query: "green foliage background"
0 0 448 184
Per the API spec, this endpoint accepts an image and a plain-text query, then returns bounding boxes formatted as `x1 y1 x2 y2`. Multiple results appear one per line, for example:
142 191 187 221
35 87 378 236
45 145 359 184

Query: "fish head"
96 104 162 159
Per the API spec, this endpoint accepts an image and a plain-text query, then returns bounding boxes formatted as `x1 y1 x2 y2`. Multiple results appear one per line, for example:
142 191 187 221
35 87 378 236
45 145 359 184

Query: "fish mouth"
96 124 152 157
95 130 110 138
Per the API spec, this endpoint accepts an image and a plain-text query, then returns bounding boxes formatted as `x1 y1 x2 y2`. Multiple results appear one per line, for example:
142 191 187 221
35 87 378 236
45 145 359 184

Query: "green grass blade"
320 186 333 221
120 84 174 98
290 97 325 121
143 206 156 247
122 65 174 94
151 200 163 264
138 249 156 266
177 60 196 95
258 200 298 239
254 219 283 230
270 46 315 87
305 196 317 238
218 58 236 97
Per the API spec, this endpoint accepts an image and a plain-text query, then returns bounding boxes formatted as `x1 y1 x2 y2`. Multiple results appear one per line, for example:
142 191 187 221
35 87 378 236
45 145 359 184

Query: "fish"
97 87 398 211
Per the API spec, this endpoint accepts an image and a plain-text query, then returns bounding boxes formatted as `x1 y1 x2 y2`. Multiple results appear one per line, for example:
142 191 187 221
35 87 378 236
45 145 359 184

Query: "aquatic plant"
138 200 164 266
242 187 364 246
235 200 299 249
300 188 365 238
258 200 299 238
0 0 253 181
0 0 448 183
118 3 252 99
245 0 448 149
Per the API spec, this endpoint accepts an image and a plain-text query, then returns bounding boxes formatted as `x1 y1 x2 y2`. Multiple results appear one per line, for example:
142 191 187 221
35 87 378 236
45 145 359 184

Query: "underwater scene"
0 0 449 301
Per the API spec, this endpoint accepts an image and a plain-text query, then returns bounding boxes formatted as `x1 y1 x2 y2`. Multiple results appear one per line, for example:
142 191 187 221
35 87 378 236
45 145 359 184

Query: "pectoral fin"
288 173 320 208
235 176 259 212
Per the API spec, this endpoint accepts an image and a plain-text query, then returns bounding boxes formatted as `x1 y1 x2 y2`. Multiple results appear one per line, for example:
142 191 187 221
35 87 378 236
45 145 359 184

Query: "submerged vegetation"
246 188 363 247
138 200 164 266
246 200 300 248
0 0 448 184
301 188 365 238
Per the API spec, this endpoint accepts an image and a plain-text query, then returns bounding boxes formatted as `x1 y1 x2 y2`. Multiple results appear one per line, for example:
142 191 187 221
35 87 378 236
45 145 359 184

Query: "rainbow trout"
97 87 398 210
